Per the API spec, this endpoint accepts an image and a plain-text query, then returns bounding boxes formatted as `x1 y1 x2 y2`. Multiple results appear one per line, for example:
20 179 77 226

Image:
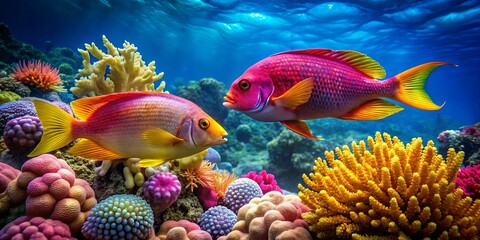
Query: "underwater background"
0 0 479 239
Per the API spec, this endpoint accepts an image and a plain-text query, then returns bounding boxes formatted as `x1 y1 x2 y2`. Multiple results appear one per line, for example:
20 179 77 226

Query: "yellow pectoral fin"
142 128 185 146
272 77 314 109
69 139 124 160
339 99 404 120
138 159 170 168
281 120 323 140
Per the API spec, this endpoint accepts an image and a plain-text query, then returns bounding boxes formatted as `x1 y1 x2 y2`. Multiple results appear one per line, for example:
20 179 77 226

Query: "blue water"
1 0 479 126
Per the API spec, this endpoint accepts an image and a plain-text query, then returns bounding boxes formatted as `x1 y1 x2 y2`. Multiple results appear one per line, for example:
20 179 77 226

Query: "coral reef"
218 191 311 240
267 128 327 191
157 220 212 240
82 194 154 240
175 77 228 124
206 148 221 164
0 162 20 192
437 123 480 165
0 76 30 97
199 206 237 239
143 171 182 221
0 154 96 235
0 23 47 65
71 35 165 97
299 132 480 239
10 60 65 92
454 164 480 199
223 178 263 213
0 216 74 240
210 170 237 203
242 170 283 194
160 187 204 223
3 115 43 154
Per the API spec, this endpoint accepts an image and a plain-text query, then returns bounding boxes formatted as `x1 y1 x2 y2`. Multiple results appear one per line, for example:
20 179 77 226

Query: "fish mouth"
216 134 228 145
223 93 236 109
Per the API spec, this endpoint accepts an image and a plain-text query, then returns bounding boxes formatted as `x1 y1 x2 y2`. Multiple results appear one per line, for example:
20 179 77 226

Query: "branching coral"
299 132 480 239
71 35 165 97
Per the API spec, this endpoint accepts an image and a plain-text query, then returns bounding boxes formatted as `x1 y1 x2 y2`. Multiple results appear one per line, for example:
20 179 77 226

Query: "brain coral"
82 194 154 240
224 178 263 214
17 154 96 236
10 60 65 92
299 132 480 239
218 191 312 240
242 170 283 194
0 216 73 240
199 205 237 239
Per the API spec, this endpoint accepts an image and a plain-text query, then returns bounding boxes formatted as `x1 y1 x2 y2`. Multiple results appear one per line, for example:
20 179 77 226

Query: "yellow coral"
211 170 237 200
299 132 480 239
71 35 165 97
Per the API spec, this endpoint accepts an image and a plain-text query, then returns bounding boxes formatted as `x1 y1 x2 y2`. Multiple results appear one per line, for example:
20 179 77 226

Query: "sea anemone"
179 160 215 192
10 60 65 92
211 170 237 200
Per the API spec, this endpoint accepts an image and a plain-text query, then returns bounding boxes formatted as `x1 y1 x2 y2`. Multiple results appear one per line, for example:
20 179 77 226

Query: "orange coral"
211 170 237 200
299 132 480 239
10 60 65 92
179 160 215 191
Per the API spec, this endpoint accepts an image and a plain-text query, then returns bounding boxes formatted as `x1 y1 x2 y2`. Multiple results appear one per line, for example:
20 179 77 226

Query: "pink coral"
20 154 96 236
157 220 212 240
0 162 20 192
143 171 181 213
218 191 311 240
196 185 218 210
0 216 74 240
241 170 283 194
454 163 480 199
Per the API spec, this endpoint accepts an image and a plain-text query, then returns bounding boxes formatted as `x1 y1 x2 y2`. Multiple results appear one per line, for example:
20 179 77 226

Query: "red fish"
223 48 455 140
29 91 228 167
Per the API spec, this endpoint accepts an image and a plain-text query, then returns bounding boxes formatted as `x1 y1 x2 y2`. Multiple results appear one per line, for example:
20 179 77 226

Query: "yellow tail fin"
28 100 76 157
394 62 456 110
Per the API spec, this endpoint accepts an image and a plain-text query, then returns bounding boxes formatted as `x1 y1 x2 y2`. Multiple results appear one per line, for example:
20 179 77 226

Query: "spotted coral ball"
223 178 263 213
3 115 43 153
143 172 181 213
81 194 154 240
199 206 237 240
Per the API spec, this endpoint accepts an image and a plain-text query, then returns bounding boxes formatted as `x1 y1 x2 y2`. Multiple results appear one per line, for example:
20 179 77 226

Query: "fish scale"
264 53 391 118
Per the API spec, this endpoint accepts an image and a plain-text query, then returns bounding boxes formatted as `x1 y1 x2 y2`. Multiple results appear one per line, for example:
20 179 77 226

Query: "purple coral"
3 115 43 154
242 170 283 194
0 216 73 240
143 171 181 213
199 206 237 240
454 164 480 199
0 100 36 132
223 178 262 213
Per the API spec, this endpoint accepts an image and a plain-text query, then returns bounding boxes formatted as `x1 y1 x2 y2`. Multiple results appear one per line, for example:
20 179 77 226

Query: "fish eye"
198 118 210 130
238 79 250 91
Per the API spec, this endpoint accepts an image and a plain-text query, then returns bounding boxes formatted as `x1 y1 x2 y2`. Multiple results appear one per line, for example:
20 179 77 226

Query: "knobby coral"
10 60 65 92
242 170 283 194
71 35 165 97
299 132 480 239
454 164 480 199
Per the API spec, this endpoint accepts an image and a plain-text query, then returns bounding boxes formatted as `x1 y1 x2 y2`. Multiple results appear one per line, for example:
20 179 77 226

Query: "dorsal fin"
273 48 386 79
71 91 167 120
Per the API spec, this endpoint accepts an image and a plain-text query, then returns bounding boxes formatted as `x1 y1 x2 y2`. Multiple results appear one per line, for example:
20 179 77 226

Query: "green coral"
0 77 31 97
0 91 20 104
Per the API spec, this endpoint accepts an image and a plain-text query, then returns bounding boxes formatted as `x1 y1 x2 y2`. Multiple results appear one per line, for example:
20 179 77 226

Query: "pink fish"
29 91 228 167
224 48 455 140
